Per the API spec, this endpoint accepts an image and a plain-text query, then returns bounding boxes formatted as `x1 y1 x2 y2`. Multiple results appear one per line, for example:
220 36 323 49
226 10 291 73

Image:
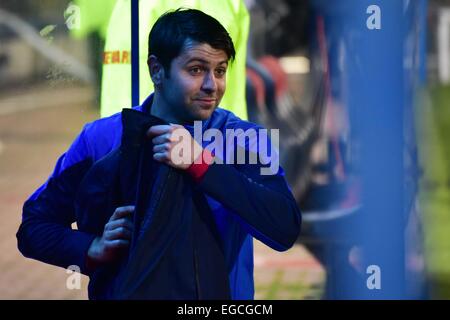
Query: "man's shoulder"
83 105 143 135
84 111 121 132
79 106 144 159
212 107 262 131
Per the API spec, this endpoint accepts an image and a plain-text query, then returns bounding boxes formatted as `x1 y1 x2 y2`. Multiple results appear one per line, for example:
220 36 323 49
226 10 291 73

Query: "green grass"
255 270 324 300
417 85 450 298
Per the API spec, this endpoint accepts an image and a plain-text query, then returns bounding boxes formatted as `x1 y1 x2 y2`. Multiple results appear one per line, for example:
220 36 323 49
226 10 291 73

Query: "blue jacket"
17 94 301 300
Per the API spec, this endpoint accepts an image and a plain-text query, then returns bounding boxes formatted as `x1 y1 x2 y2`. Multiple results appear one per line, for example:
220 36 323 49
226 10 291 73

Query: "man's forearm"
17 205 97 275
195 162 301 251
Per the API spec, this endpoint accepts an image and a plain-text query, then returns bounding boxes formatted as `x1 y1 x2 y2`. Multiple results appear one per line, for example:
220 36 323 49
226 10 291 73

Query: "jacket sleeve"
16 127 97 275
196 131 302 252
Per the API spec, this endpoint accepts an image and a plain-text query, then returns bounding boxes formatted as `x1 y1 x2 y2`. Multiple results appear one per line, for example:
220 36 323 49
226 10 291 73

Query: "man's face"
159 40 228 123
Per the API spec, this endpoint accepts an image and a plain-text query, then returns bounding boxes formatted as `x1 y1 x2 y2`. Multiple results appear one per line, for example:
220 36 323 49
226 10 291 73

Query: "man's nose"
201 71 217 93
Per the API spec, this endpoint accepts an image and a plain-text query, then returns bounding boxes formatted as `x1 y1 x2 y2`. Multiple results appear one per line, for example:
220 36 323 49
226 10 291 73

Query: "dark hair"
148 8 236 73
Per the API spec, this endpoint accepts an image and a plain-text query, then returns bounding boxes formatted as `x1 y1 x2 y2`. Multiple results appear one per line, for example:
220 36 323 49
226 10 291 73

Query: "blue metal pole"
311 0 409 298
131 0 140 106
350 0 406 299
418 0 428 85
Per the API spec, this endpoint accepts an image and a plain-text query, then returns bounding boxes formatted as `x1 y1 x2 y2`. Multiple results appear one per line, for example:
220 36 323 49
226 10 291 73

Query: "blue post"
311 0 411 298
131 0 140 106
349 0 406 299
418 0 428 85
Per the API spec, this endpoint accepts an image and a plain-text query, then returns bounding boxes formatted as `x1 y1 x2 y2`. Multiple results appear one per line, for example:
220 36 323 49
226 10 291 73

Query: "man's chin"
192 107 216 121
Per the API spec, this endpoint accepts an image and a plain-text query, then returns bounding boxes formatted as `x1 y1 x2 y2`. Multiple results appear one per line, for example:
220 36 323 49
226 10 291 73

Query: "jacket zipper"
193 184 202 299
193 242 201 300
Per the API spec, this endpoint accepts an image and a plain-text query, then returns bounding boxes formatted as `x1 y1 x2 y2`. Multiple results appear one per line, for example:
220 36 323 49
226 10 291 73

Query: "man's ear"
148 55 165 86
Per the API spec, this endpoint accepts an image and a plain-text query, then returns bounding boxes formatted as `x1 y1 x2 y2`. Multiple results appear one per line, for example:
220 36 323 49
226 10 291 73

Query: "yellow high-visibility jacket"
99 0 249 119
71 0 117 39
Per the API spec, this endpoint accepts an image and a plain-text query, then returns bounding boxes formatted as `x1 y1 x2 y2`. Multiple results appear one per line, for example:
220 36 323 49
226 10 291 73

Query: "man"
17 9 301 300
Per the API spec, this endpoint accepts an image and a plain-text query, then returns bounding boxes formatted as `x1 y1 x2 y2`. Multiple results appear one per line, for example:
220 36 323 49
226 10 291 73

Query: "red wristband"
186 149 214 182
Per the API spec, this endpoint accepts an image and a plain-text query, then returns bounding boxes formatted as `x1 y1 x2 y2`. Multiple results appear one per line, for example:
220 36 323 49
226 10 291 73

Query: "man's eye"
215 68 227 77
189 67 203 75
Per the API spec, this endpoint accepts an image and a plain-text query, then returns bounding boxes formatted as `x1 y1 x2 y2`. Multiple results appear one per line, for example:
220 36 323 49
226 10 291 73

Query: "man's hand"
86 206 134 271
147 124 203 170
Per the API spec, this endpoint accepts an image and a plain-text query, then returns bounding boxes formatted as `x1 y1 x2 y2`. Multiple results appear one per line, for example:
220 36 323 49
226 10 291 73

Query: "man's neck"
149 92 183 124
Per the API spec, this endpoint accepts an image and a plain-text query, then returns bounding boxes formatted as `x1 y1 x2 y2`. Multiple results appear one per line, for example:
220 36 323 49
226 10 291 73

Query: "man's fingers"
105 239 130 249
105 218 133 231
153 143 170 153
152 132 174 145
153 152 169 162
147 125 173 138
105 227 132 241
110 206 134 221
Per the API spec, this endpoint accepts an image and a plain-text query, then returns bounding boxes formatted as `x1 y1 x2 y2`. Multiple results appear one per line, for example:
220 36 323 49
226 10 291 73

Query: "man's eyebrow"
185 58 228 65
